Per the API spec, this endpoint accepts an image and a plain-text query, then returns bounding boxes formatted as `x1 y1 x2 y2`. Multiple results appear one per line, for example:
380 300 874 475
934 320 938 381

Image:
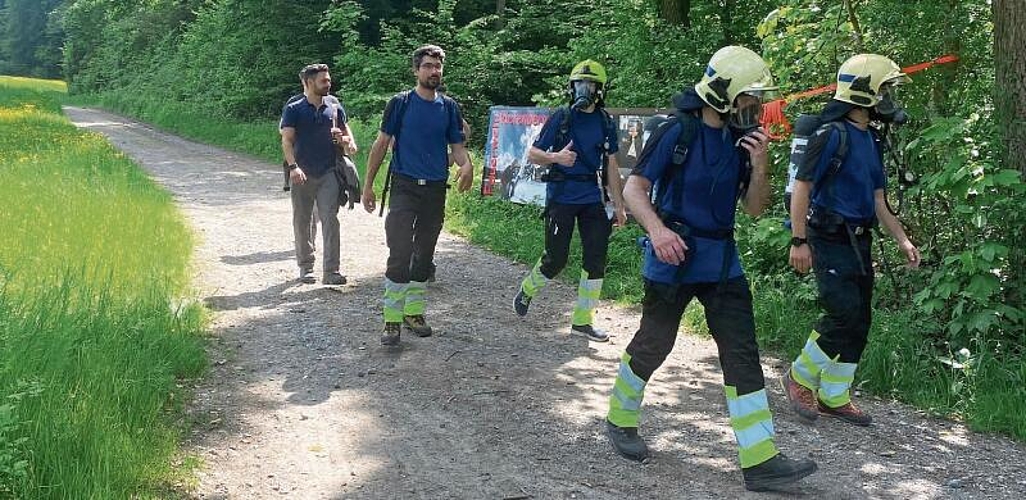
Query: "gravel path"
66 106 1026 500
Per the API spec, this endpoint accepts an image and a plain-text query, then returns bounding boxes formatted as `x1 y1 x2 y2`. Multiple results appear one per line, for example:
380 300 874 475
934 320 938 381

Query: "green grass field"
0 76 206 498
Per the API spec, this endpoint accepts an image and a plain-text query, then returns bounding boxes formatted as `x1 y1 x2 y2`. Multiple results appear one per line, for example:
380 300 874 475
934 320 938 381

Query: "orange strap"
760 54 960 139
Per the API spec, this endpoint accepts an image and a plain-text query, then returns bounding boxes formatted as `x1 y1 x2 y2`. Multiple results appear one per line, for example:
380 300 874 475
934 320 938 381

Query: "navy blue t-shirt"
634 121 744 284
279 96 348 178
533 108 619 205
381 90 465 181
796 121 885 224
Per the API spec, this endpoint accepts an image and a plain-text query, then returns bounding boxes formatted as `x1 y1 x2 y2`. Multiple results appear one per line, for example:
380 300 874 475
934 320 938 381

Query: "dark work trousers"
809 229 874 363
539 202 612 280
385 175 447 283
625 277 765 394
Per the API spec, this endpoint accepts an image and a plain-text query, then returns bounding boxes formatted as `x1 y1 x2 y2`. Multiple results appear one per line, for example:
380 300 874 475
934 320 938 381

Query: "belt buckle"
854 226 865 236
417 179 427 186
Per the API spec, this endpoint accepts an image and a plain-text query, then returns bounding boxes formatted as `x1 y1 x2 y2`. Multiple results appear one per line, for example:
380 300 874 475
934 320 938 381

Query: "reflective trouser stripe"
572 272 603 326
520 259 549 298
607 353 646 428
819 361 858 408
404 281 427 316
725 386 779 469
790 331 831 390
383 278 408 323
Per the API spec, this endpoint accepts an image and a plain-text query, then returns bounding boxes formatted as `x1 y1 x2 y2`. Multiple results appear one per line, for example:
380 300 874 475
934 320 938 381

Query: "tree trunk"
658 0 690 28
495 0 506 29
722 0 734 43
994 0 1026 175
843 0 864 52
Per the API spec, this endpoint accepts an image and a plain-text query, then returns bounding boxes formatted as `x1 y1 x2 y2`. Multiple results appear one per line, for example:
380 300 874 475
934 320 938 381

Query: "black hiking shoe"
571 324 610 343
380 322 401 346
403 315 433 337
323 272 347 285
298 268 315 284
513 288 532 316
742 453 818 492
605 420 649 462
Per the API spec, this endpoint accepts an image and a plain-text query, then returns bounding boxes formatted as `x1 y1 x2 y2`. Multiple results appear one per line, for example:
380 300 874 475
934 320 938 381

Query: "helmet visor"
729 93 765 130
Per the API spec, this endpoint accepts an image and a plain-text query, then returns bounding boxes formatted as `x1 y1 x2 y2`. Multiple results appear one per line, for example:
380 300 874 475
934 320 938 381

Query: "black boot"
742 453 817 492
604 420 649 462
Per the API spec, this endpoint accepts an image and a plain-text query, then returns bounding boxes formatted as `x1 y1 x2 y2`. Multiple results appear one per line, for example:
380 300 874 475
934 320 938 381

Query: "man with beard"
281 63 357 285
362 45 474 346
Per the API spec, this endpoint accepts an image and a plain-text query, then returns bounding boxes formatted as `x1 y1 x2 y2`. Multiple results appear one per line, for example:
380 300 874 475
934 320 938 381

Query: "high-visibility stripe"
383 279 408 323
818 361 858 408
738 438 780 469
607 353 646 428
521 259 549 298
725 386 778 469
404 281 427 315
572 271 603 325
790 331 830 390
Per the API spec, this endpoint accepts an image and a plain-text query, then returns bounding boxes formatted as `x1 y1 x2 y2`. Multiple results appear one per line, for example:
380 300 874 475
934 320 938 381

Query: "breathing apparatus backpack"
783 115 850 223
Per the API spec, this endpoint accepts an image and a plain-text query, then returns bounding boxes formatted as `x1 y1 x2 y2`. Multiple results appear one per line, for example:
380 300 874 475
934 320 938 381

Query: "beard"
419 76 441 90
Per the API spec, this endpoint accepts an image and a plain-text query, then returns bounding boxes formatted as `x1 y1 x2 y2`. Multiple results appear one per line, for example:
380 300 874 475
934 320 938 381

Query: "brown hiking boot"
403 315 433 337
818 400 873 426
781 372 819 423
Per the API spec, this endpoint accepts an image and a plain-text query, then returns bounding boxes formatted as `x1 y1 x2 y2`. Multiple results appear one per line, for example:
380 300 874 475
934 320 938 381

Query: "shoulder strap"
814 121 849 214
553 106 572 149
390 90 413 142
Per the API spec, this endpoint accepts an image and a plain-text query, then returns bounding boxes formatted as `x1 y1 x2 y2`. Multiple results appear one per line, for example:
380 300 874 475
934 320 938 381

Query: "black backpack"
635 110 752 213
783 115 850 213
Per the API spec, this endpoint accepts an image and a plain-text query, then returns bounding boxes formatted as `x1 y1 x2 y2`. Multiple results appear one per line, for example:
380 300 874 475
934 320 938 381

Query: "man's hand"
289 167 307 186
737 127 770 166
650 225 688 265
789 243 813 274
900 240 921 269
613 205 627 227
455 163 474 192
551 140 576 167
362 185 376 213
341 136 358 155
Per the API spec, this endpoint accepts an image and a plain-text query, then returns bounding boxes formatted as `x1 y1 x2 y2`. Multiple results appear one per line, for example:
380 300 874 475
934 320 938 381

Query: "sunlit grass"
0 76 206 498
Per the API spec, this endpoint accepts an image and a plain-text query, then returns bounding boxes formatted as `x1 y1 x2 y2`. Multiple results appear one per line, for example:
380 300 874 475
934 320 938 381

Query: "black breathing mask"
570 80 598 110
872 85 908 125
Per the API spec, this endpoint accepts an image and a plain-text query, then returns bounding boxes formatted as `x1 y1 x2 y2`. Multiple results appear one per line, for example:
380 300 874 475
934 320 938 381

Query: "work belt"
540 167 595 183
807 205 876 275
393 173 449 187
661 215 735 286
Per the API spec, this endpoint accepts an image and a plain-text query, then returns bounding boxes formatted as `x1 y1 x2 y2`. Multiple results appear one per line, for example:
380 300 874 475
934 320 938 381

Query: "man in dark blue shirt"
602 46 817 492
281 63 357 285
512 60 627 343
783 54 920 427
361 45 474 346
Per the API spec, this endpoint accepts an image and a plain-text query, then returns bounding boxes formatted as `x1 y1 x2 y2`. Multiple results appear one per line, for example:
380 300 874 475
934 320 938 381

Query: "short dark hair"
299 63 329 83
412 45 445 69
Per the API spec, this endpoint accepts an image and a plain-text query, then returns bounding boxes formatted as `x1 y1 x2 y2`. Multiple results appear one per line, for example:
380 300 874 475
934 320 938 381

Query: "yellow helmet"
569 60 608 86
833 54 911 107
694 46 778 114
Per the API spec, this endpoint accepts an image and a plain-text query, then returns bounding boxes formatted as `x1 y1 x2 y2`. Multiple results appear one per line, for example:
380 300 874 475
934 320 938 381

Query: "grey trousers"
291 169 340 274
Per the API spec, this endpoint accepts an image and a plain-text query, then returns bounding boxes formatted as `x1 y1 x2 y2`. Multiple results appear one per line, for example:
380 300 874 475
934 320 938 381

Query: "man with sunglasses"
280 63 357 285
783 54 920 427
602 46 817 492
362 45 474 346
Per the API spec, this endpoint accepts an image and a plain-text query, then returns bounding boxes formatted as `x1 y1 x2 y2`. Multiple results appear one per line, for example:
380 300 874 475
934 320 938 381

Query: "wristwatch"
287 163 299 171
790 236 808 247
